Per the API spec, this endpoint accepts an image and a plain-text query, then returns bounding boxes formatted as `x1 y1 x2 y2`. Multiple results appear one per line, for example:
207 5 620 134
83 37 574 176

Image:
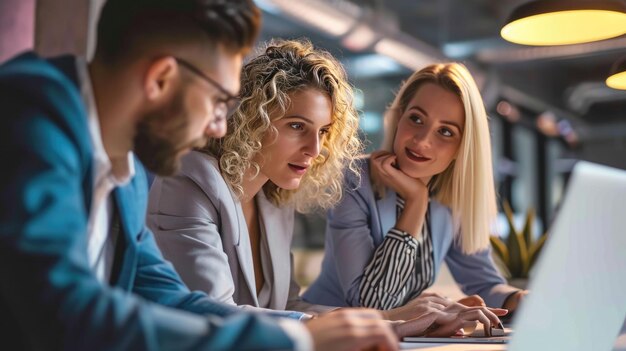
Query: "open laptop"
404 161 626 351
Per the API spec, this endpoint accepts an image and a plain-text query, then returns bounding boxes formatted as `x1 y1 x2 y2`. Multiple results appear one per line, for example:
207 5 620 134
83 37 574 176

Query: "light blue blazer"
303 157 518 308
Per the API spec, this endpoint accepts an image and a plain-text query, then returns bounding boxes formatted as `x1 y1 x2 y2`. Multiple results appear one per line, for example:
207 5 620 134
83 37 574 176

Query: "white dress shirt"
77 59 134 283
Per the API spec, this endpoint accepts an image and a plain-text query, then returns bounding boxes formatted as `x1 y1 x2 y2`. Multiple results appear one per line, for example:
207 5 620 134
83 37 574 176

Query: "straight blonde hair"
379 63 496 254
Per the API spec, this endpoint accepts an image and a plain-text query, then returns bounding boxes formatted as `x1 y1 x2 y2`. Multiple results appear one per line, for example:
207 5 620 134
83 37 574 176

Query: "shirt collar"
76 58 135 186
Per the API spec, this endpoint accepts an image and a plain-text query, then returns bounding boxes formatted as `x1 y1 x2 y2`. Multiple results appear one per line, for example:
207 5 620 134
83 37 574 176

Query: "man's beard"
134 89 207 176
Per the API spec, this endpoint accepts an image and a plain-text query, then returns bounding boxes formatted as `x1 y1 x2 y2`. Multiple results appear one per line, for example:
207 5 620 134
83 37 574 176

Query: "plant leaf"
490 236 509 266
491 252 512 279
522 207 535 247
513 232 530 278
520 207 536 277
529 233 548 270
503 201 529 278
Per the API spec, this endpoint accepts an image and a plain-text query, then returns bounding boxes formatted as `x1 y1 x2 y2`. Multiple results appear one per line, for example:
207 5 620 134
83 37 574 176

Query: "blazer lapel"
375 188 397 246
231 193 259 306
428 200 454 277
364 157 397 246
256 191 292 310
111 186 139 289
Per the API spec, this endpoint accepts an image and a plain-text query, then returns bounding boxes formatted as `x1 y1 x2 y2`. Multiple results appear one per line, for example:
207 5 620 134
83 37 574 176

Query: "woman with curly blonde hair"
148 41 506 340
147 38 361 318
209 41 361 213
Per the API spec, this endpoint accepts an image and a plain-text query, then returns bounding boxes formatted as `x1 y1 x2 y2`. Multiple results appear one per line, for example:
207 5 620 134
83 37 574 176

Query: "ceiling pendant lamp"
501 0 626 46
606 57 626 90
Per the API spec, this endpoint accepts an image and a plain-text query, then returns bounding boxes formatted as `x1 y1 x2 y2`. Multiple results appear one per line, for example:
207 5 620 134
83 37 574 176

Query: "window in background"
512 124 538 217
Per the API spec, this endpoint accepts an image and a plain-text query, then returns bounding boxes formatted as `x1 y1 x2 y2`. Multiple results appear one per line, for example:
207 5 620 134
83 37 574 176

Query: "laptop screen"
510 161 626 351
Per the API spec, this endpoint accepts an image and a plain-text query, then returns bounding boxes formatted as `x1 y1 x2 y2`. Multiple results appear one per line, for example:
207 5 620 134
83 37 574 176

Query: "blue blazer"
303 157 518 309
0 53 294 350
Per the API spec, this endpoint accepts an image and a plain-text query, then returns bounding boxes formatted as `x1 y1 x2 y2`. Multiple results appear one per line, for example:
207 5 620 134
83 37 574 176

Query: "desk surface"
400 332 626 351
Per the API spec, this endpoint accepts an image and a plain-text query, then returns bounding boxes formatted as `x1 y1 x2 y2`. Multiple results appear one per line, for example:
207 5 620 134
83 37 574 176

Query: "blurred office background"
2 0 625 289
251 0 626 288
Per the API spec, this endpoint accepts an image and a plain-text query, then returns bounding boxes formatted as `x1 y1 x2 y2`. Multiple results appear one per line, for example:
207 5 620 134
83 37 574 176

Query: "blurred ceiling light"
606 57 626 90
374 38 435 71
253 0 281 15
496 100 521 123
341 24 379 51
344 54 405 79
558 120 580 147
536 111 559 137
265 0 439 71
267 0 359 36
501 0 626 46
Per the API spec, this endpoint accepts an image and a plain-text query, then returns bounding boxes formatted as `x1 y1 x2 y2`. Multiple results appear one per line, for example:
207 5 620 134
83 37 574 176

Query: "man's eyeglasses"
174 57 240 122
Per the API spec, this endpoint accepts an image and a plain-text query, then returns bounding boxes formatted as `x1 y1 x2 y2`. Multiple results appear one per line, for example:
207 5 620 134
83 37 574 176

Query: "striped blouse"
359 196 435 310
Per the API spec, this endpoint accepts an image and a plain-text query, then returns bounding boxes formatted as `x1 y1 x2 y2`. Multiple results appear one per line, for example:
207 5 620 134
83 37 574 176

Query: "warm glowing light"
606 70 626 90
501 1 626 46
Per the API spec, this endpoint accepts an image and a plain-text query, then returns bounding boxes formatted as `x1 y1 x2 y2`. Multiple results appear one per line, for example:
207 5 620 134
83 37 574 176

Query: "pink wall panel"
0 0 35 63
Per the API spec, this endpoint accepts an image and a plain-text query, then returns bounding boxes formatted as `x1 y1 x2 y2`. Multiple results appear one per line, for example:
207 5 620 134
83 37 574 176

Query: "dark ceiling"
257 0 626 143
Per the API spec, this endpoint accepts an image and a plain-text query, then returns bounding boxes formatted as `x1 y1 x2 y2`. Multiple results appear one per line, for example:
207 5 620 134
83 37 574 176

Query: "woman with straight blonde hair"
304 63 527 319
148 42 507 345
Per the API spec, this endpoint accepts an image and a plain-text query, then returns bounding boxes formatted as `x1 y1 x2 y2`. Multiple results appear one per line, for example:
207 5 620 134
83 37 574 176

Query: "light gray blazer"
147 151 333 319
302 157 519 309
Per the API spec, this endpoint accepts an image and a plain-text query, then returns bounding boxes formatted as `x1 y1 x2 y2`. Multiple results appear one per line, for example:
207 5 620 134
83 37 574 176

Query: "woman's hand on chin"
370 150 428 202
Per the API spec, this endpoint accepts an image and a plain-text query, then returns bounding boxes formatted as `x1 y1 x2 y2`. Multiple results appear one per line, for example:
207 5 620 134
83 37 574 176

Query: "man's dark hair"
94 0 261 63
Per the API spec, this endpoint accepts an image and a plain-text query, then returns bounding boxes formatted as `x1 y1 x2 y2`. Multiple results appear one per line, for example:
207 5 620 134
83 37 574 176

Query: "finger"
461 320 479 331
488 308 509 316
381 155 401 175
379 155 396 175
443 302 467 313
424 296 453 307
464 306 500 325
459 310 492 337
372 154 394 176
458 295 485 307
475 306 502 326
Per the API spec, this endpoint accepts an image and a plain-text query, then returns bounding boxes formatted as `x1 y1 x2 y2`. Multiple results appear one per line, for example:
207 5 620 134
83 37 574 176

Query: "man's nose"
205 116 227 138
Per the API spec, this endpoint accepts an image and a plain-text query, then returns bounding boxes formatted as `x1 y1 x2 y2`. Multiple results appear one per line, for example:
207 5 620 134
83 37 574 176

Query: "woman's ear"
144 56 178 101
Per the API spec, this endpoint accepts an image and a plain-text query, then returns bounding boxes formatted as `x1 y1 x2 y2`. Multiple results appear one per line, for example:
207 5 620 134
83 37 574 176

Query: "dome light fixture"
501 0 626 46
606 57 626 90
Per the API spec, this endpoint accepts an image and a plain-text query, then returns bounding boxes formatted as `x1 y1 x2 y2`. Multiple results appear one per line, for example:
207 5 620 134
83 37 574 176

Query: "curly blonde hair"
203 39 362 212
379 63 497 254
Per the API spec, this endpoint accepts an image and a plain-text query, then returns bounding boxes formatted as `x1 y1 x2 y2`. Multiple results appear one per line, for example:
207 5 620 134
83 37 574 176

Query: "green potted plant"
490 202 548 289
